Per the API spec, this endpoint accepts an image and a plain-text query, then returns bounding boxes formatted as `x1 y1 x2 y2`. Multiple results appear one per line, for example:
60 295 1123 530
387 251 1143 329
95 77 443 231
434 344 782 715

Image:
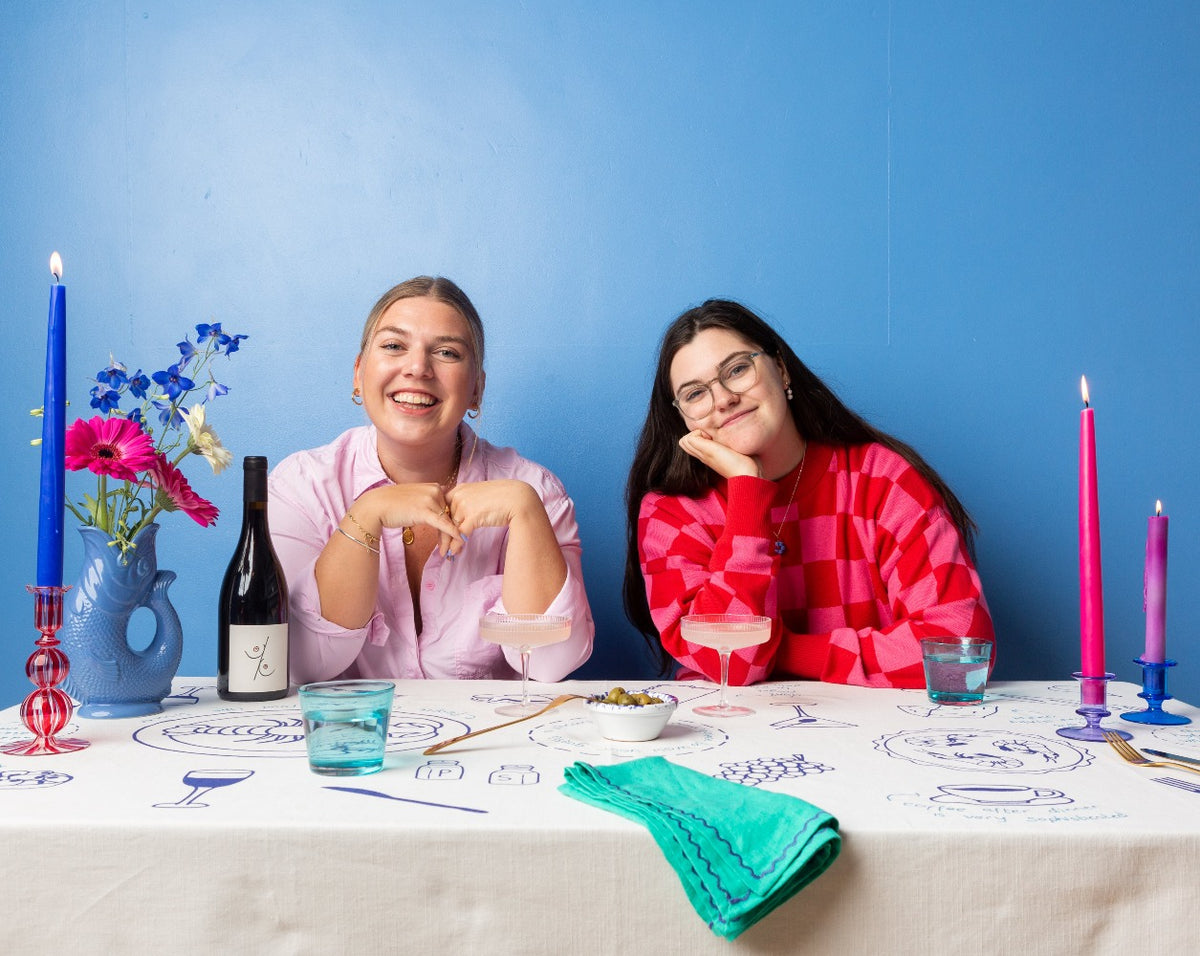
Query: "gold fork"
1102 730 1200 775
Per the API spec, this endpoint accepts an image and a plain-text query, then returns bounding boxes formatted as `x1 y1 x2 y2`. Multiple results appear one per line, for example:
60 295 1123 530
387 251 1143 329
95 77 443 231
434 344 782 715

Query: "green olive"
595 686 667 707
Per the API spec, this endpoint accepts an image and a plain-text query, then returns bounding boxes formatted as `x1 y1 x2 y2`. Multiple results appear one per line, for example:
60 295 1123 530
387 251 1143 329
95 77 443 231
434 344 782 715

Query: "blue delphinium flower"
128 370 152 399
89 382 121 413
196 323 227 346
223 334 249 355
152 399 185 428
206 380 230 402
152 363 196 401
95 360 129 389
177 337 198 364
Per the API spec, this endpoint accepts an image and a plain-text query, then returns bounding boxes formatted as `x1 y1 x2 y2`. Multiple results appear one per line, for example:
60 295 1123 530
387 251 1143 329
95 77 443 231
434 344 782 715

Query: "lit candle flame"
1156 500 1163 517
1080 375 1090 407
49 251 63 282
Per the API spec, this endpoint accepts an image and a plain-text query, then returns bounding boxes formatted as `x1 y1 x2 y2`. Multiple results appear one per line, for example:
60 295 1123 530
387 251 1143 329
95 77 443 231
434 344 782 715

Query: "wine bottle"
218 456 289 700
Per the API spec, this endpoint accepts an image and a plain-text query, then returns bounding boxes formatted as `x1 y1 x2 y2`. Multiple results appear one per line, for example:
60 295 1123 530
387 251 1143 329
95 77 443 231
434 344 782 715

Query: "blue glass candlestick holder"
1057 672 1131 741
1120 658 1191 725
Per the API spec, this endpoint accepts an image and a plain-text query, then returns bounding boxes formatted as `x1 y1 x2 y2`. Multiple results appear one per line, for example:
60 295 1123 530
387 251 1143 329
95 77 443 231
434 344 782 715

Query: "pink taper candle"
1143 500 1168 663
1078 376 1105 694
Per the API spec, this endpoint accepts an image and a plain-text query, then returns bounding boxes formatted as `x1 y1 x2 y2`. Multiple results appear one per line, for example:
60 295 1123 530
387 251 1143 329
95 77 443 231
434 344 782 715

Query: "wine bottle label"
227 623 289 693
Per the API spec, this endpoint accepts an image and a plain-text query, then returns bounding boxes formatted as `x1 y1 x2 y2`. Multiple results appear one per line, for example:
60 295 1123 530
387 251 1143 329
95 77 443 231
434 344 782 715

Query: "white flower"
180 404 234 474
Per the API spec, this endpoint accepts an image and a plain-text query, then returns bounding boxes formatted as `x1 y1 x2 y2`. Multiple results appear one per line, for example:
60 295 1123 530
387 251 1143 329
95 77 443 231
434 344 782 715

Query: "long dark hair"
622 298 978 672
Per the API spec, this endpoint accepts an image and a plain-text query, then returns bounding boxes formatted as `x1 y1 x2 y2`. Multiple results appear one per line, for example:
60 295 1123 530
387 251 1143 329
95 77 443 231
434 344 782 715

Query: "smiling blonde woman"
269 276 593 683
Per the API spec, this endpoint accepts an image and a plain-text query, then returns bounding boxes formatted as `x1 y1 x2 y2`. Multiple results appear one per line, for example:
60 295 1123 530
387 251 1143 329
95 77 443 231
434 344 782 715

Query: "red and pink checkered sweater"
638 441 994 688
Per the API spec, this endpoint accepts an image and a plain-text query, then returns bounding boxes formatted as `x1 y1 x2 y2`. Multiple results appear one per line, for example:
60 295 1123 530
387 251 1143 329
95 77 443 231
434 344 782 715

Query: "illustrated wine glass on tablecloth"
153 768 254 808
478 612 571 716
681 614 772 717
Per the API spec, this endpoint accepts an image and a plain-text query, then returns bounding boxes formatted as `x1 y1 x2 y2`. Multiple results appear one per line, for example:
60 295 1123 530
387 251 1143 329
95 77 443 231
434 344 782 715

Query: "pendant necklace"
402 432 464 546
772 445 807 556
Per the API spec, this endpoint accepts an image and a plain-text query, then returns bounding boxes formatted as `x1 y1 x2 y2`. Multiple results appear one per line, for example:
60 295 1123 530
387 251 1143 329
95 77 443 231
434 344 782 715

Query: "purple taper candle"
1143 500 1168 663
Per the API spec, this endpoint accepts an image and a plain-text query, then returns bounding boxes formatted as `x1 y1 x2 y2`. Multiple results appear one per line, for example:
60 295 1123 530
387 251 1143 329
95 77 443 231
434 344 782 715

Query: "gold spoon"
423 693 587 755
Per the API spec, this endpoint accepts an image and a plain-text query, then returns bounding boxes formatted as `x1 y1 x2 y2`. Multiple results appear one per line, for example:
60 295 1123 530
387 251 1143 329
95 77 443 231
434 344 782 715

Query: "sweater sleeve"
774 459 994 689
638 477 785 685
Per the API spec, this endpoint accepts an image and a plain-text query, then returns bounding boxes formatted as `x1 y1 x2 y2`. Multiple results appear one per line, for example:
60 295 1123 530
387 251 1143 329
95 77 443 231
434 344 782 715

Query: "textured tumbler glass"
920 638 991 705
299 680 394 776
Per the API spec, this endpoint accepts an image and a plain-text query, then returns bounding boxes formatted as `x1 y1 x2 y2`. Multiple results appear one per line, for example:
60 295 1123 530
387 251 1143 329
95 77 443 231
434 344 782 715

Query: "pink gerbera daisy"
149 455 220 527
64 416 157 482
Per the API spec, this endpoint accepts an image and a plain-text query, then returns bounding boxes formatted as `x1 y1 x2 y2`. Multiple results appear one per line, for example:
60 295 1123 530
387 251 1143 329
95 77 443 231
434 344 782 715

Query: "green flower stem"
96 474 109 531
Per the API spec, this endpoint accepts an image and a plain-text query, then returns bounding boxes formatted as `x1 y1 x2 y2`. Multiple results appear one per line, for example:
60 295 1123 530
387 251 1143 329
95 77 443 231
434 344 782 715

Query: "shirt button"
425 581 435 591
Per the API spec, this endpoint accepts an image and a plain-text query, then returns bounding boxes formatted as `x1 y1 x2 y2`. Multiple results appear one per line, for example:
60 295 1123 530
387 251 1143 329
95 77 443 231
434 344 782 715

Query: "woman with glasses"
624 298 992 687
268 276 593 684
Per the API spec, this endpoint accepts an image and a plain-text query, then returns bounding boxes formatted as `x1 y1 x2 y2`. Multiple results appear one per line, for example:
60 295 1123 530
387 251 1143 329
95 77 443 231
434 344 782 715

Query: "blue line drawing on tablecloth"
1149 727 1200 748
0 721 83 745
929 783 1073 806
154 768 254 808
874 729 1092 773
530 715 728 758
898 703 999 719
416 759 464 780
489 764 540 785
713 753 833 787
0 769 73 789
644 682 714 704
134 709 472 758
471 691 550 706
324 785 487 813
163 685 205 706
770 704 856 729
988 683 1139 709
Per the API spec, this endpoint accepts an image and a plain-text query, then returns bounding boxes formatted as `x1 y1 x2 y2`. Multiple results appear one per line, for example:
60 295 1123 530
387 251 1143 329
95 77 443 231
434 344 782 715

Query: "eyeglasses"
672 352 761 418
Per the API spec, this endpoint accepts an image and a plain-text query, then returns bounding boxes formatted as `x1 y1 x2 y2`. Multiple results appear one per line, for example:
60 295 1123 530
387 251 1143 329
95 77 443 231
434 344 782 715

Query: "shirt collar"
350 422 484 498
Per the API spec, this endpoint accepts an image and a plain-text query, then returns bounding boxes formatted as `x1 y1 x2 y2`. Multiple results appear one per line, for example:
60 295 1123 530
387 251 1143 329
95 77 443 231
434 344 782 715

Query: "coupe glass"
680 614 772 717
479 612 571 716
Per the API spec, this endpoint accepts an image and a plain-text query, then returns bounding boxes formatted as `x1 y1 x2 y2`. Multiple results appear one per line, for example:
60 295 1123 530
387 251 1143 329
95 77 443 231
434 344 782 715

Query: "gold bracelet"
345 511 380 548
335 525 380 555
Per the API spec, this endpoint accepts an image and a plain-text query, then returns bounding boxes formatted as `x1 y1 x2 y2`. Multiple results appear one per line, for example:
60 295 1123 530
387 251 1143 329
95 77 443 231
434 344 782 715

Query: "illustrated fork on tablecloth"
1102 730 1200 776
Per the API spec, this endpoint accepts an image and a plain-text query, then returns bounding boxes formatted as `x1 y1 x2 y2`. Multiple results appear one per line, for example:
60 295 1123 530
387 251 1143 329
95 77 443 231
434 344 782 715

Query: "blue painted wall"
3 2 1197 708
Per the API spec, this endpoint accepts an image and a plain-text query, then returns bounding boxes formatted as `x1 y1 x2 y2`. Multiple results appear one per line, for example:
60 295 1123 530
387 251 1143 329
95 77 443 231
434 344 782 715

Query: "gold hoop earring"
352 388 364 406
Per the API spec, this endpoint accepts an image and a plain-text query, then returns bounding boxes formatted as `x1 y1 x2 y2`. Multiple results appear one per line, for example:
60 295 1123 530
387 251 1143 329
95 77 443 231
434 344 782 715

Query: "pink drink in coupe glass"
681 614 771 717
479 613 571 716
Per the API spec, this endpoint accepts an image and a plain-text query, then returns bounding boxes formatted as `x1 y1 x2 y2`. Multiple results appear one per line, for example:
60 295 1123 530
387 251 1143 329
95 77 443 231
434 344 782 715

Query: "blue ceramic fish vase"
60 523 183 718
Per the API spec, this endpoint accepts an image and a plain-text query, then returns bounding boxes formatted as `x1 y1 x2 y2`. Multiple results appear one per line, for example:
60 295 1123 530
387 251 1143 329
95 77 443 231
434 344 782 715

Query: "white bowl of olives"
585 688 678 742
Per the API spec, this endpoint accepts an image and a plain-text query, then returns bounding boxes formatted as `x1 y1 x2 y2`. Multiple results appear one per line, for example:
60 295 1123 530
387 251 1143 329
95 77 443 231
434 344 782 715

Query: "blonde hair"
359 276 486 400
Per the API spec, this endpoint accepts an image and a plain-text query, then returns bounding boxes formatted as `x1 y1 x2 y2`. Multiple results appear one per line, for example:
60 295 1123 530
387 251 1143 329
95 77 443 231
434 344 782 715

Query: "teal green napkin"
560 756 840 940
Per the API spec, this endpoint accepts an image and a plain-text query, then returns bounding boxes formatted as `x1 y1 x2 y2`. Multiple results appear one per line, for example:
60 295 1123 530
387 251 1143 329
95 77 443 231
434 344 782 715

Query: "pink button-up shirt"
267 424 594 683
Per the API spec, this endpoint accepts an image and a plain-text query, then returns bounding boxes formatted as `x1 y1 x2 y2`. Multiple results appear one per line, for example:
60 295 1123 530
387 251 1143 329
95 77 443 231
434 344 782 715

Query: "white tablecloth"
1 677 1198 954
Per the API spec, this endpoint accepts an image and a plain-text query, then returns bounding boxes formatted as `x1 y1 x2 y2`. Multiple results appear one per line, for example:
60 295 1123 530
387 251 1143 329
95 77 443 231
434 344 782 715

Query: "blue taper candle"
36 252 66 587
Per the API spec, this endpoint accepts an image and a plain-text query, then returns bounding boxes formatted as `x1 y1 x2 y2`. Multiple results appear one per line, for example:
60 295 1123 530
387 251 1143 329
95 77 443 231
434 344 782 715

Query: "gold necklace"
401 432 464 546
772 446 807 556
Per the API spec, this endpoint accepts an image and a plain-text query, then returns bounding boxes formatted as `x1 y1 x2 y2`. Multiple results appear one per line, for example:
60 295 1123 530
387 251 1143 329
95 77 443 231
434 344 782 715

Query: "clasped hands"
356 478 541 558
